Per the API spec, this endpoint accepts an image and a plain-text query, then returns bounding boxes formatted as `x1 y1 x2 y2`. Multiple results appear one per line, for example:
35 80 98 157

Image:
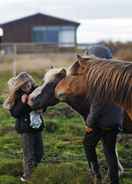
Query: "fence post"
12 44 17 76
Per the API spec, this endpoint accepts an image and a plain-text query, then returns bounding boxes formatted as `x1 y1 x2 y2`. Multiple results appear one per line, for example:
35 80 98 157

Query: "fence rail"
0 42 97 76
0 42 95 54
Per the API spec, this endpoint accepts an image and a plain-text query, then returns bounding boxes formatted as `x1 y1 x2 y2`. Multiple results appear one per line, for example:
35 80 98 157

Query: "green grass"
0 71 132 184
30 162 89 184
0 175 21 184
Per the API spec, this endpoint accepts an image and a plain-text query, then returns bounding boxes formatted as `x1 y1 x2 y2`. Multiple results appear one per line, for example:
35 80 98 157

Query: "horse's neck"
67 96 90 120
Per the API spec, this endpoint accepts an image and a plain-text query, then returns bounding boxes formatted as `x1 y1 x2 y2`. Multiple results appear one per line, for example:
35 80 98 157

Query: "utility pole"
13 44 17 76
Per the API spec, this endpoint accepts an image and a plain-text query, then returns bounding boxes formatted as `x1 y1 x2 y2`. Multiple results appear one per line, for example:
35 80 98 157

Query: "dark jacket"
86 101 123 130
10 89 44 134
87 45 112 59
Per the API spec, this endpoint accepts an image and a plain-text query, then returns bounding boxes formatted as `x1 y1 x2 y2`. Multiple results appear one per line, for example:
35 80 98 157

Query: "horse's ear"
59 68 66 76
77 54 84 65
77 54 82 60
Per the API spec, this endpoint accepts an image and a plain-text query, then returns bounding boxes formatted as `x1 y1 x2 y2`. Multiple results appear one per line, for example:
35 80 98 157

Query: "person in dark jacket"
3 72 44 182
83 46 124 184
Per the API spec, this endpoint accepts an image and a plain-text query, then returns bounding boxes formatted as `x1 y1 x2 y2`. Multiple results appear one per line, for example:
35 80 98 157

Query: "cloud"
0 0 132 42
78 18 132 43
0 0 132 23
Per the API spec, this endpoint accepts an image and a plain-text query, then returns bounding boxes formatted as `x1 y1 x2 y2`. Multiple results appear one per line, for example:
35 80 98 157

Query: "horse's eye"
70 71 79 76
81 66 85 70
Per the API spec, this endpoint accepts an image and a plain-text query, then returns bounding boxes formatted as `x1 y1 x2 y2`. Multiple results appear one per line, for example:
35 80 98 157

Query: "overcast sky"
0 0 132 23
0 0 132 42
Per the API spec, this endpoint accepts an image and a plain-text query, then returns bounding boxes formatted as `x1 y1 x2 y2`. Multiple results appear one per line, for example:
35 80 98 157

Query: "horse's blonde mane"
30 68 66 99
44 68 65 84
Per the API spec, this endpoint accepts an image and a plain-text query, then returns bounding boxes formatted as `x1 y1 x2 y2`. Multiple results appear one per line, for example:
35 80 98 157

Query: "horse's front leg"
83 132 102 184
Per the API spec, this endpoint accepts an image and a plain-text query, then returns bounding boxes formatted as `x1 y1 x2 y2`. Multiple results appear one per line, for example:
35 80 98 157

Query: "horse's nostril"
32 97 35 102
28 96 35 106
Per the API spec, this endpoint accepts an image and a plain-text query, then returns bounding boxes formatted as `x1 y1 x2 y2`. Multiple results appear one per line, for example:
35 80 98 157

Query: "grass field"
0 53 132 184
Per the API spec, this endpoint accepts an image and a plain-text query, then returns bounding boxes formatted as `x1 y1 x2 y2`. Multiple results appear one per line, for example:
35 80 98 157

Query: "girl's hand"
85 127 93 133
21 94 28 103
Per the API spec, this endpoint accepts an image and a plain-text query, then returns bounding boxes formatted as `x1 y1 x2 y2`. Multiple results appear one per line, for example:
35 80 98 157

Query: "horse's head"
28 68 66 110
55 55 92 100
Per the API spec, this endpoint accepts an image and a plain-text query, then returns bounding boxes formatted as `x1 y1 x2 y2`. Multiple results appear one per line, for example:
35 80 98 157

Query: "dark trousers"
21 132 44 179
83 129 119 184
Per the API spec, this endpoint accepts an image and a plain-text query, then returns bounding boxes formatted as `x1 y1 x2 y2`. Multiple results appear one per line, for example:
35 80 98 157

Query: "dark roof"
1 13 80 27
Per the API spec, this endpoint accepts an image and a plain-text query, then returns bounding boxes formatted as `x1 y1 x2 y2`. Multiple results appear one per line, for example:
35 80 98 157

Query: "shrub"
114 48 132 61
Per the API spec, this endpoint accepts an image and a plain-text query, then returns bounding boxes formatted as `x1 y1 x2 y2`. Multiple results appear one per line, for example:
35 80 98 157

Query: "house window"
32 26 59 43
59 26 76 47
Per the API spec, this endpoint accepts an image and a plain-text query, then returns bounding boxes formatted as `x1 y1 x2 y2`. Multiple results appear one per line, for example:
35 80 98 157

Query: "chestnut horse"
55 55 132 120
28 67 130 178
